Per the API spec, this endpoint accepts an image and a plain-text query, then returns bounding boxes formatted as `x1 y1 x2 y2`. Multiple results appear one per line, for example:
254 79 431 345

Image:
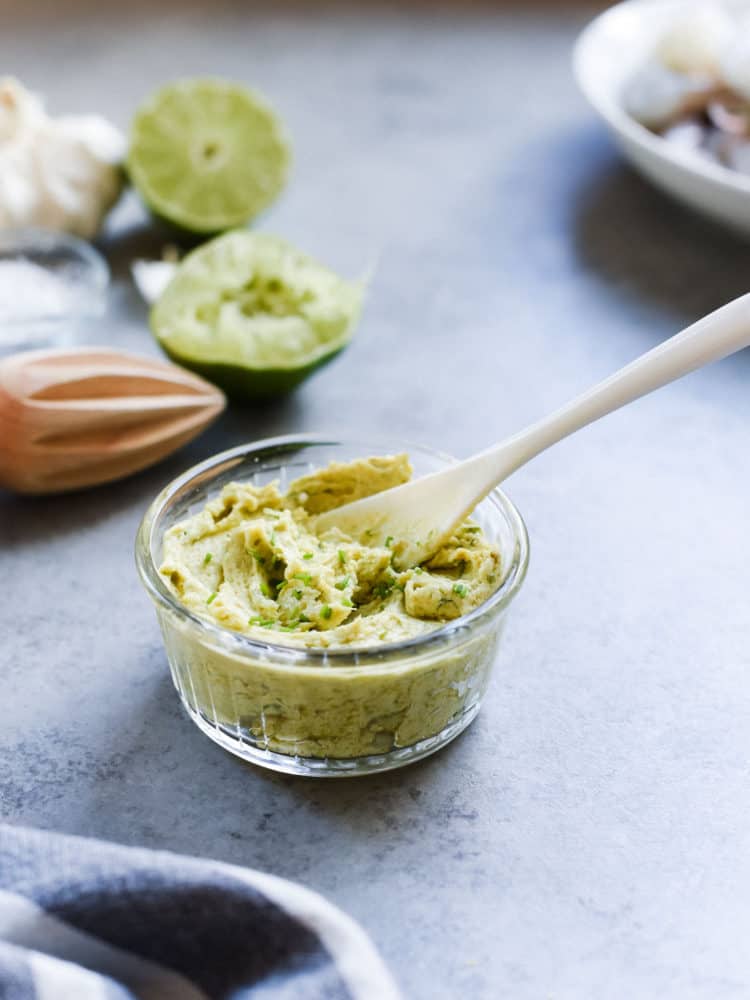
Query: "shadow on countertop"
1 665 487 875
95 199 209 285
573 148 750 320
496 123 750 327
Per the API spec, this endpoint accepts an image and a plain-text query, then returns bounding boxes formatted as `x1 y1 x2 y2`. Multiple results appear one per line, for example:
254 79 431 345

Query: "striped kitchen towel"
0 823 400 1000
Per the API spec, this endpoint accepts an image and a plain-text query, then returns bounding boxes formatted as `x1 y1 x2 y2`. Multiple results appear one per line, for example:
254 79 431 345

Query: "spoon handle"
482 291 750 479
316 291 750 570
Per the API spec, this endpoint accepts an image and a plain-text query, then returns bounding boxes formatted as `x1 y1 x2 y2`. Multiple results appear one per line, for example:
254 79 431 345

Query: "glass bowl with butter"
136 436 529 777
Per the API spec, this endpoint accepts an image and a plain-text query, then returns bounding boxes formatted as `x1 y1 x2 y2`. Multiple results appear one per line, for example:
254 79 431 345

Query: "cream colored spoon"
317 292 750 569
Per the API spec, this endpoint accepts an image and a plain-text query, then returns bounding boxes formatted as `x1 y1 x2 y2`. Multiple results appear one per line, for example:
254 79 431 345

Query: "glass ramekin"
135 436 529 777
0 228 109 354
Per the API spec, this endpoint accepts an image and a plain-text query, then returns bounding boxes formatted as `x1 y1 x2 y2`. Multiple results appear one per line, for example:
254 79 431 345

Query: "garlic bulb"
0 78 125 239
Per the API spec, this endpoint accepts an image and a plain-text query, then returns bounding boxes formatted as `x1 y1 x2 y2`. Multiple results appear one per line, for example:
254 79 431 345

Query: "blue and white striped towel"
0 824 400 1000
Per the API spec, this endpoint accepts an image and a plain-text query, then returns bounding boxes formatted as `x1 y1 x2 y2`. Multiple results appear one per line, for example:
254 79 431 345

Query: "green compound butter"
159 455 503 758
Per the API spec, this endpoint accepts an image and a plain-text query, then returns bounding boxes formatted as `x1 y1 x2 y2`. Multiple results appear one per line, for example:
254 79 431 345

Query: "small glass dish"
0 228 109 353
135 436 529 777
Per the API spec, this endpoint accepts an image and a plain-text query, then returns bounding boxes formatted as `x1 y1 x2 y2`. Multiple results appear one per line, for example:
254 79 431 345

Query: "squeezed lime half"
128 78 290 233
150 231 364 400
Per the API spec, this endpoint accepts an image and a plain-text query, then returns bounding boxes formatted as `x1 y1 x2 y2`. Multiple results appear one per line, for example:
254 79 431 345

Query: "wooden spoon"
316 293 750 569
0 348 225 494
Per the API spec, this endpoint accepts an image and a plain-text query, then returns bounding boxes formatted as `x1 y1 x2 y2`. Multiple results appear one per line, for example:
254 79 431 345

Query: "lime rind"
156 349 347 402
128 78 290 233
150 231 364 400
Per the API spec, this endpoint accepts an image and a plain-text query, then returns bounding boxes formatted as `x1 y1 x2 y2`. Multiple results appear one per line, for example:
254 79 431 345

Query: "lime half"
150 231 364 400
128 78 290 233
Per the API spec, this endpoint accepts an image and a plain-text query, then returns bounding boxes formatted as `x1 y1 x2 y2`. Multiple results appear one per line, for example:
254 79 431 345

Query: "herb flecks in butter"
160 455 502 649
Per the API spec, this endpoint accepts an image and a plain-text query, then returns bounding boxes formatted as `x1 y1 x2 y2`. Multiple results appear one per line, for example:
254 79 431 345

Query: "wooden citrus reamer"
0 348 225 494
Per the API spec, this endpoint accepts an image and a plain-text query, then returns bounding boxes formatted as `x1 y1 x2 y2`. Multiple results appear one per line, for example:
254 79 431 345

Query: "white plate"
573 0 750 236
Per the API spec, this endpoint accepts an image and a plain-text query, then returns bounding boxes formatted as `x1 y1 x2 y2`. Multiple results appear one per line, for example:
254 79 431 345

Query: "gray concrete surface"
3 4 750 998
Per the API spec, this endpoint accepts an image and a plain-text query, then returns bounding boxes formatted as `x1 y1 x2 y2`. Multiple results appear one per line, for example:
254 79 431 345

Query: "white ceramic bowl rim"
135 434 530 666
573 0 750 196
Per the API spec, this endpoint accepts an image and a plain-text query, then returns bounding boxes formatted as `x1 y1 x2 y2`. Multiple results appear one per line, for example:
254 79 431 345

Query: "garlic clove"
661 118 711 155
132 259 178 306
0 77 45 143
623 62 720 129
56 114 125 164
706 99 750 137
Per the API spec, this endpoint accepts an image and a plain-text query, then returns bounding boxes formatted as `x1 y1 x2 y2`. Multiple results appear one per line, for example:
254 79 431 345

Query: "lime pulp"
128 78 290 233
150 231 364 400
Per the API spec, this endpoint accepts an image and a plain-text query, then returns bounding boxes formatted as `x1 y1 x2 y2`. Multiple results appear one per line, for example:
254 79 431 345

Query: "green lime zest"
248 616 275 628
